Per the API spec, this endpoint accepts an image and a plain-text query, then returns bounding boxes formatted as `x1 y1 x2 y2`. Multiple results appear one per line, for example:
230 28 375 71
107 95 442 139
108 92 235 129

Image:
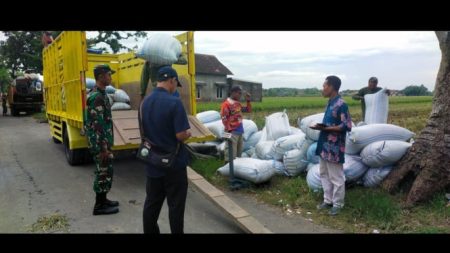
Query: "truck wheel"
83 149 94 164
11 107 19 116
52 136 62 144
63 129 84 166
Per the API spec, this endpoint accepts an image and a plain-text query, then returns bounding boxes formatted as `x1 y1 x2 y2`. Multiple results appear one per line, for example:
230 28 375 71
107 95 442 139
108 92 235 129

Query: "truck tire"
11 106 19 116
53 136 62 144
83 149 94 164
63 129 84 166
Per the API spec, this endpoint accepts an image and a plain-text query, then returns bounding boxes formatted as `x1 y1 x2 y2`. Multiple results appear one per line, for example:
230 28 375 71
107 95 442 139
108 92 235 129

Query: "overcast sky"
1 31 441 91
92 31 440 91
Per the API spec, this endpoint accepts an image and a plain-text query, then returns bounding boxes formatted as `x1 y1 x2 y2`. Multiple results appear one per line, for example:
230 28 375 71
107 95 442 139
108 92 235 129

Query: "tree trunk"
382 31 450 207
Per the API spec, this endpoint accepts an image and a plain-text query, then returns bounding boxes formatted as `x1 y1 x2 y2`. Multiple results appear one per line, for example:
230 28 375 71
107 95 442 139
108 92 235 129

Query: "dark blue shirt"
315 95 352 164
142 87 191 177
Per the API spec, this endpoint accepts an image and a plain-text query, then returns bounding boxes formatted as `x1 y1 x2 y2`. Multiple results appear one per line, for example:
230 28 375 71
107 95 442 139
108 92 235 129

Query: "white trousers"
319 158 345 208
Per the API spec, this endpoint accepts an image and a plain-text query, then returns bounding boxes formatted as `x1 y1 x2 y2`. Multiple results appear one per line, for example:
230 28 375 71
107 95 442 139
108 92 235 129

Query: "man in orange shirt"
220 86 252 162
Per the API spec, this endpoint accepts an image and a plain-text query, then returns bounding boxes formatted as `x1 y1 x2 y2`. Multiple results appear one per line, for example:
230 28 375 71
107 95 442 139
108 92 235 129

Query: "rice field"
197 96 433 134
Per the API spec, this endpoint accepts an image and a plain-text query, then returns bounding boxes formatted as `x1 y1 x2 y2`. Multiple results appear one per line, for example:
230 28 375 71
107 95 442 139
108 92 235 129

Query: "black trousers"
143 168 188 234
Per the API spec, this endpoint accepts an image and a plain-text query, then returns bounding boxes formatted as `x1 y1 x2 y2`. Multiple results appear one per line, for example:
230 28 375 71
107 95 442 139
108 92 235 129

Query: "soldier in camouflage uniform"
85 64 119 215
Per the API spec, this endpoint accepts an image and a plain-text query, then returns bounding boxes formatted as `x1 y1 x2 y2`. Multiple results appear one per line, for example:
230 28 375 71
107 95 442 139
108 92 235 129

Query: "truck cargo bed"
112 110 141 149
112 110 216 150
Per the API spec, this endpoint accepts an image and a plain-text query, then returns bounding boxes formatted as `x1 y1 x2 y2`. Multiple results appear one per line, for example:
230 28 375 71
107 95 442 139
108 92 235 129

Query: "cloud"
84 31 441 90
0 31 438 91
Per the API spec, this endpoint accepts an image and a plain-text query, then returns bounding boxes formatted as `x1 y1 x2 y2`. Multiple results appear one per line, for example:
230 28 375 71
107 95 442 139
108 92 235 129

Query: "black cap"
157 66 182 87
94 64 116 77
230 86 242 93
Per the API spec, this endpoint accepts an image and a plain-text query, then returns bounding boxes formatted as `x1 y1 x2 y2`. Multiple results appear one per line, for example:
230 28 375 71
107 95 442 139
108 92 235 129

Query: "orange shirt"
220 98 251 133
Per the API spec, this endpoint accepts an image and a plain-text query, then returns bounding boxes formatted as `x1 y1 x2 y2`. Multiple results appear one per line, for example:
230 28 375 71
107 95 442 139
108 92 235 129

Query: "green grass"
32 111 47 122
191 157 450 233
197 96 432 113
190 157 226 183
198 96 432 135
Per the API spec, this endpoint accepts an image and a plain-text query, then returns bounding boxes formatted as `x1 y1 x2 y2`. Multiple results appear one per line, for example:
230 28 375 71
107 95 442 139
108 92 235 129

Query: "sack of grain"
306 142 320 164
272 133 306 157
217 158 276 184
364 88 389 124
345 124 414 155
113 89 130 103
196 110 221 124
243 130 262 151
362 166 394 188
265 111 291 141
111 102 131 111
255 141 279 160
299 113 325 141
306 163 322 191
290 126 303 135
204 120 225 139
242 119 258 141
136 33 182 66
360 140 412 167
283 149 309 176
343 154 369 182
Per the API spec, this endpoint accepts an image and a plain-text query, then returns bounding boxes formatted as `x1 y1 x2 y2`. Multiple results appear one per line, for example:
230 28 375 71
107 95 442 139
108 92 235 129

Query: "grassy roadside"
32 111 47 122
191 157 450 233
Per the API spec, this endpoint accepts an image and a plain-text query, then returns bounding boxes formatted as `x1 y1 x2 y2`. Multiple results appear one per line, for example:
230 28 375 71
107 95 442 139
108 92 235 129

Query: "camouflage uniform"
85 86 114 194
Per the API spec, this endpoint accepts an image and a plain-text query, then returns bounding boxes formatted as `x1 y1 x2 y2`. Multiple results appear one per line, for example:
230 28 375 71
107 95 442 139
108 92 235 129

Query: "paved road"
0 114 339 233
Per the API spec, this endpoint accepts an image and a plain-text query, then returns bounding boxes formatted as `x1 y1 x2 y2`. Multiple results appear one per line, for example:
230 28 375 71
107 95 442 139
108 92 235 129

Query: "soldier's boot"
104 193 119 207
93 193 119 215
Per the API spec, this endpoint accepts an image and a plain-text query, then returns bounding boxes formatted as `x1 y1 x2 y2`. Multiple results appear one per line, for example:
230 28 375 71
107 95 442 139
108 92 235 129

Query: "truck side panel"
43 31 88 130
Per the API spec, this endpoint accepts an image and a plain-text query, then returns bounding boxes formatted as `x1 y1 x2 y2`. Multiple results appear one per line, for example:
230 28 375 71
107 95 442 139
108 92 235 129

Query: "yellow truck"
43 31 214 165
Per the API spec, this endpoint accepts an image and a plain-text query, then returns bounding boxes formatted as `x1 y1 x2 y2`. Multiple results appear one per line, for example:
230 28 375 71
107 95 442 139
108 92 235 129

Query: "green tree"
86 31 147 53
0 66 12 93
0 31 44 77
402 84 432 96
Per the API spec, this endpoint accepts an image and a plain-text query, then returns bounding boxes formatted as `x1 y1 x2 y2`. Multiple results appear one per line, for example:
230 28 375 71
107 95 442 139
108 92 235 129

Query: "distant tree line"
263 87 321 97
263 85 433 97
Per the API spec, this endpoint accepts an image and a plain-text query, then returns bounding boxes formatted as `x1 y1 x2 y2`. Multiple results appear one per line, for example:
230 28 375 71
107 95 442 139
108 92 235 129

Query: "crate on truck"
42 31 215 165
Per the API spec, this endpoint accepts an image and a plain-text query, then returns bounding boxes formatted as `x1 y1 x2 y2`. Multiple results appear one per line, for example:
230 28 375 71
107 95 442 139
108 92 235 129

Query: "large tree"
402 84 432 96
0 31 43 77
382 31 450 207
